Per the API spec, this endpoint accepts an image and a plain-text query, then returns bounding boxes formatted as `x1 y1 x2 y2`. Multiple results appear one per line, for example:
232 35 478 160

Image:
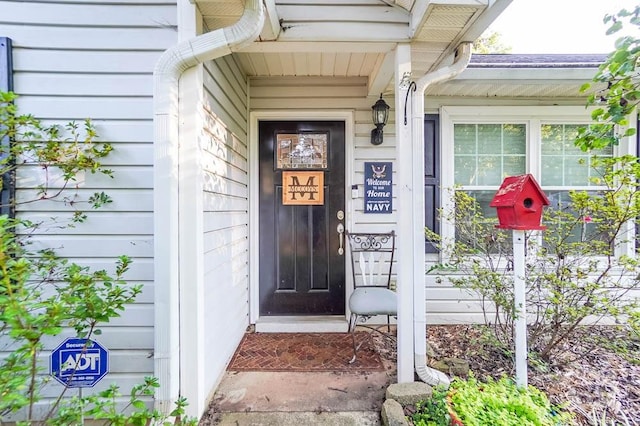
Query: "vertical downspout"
152 0 264 412
412 42 472 387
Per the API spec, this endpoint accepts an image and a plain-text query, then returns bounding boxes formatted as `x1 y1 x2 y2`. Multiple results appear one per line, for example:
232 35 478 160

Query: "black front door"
259 121 345 315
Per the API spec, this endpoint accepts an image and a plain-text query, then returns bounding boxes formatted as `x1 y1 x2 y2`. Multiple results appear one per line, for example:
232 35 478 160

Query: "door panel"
259 121 345 315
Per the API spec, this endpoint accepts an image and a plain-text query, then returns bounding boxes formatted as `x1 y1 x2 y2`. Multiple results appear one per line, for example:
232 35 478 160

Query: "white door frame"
248 110 355 328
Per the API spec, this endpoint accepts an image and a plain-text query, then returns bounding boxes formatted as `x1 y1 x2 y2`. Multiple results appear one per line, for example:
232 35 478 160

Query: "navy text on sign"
364 162 392 214
50 338 109 388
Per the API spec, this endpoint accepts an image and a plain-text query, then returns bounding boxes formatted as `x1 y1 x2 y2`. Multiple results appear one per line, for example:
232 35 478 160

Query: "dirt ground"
390 325 640 425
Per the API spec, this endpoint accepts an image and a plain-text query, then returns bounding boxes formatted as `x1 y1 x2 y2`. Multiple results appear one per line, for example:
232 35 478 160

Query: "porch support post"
178 63 206 414
411 43 472 387
394 43 414 383
175 2 207 415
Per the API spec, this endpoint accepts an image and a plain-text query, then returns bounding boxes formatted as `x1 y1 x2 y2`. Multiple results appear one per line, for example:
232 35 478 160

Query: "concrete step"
212 411 381 425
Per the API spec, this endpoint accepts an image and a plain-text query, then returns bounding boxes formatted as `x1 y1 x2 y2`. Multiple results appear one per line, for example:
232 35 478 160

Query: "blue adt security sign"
50 338 109 388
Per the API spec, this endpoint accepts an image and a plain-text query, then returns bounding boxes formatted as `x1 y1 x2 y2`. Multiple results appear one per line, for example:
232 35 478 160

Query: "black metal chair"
346 230 397 363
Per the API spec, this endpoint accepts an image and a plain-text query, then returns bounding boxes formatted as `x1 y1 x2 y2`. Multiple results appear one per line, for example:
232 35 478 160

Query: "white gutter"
152 0 264 411
411 42 472 387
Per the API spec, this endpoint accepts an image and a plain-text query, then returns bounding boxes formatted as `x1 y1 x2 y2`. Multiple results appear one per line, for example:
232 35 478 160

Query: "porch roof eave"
194 0 514 96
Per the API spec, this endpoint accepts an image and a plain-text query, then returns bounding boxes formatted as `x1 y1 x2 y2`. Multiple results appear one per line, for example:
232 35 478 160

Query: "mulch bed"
375 325 640 425
227 332 385 372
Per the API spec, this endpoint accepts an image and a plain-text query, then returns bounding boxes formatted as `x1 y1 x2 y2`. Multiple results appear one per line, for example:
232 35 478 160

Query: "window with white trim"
441 107 623 252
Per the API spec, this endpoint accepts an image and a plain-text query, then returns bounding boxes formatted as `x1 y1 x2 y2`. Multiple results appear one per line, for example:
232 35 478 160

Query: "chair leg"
348 313 358 364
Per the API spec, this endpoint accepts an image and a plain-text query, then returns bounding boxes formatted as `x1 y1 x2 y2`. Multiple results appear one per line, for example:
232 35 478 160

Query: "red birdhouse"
489 174 550 230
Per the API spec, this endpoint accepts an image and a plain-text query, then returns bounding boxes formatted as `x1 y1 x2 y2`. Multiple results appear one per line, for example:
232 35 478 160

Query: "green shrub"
449 375 572 426
426 156 640 365
0 92 196 425
413 375 573 426
412 387 451 426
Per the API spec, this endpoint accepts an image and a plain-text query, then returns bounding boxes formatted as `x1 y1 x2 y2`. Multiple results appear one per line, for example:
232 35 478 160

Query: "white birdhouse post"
489 174 550 387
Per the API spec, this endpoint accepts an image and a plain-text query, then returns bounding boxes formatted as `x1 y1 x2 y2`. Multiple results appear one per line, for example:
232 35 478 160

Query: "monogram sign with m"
282 171 324 205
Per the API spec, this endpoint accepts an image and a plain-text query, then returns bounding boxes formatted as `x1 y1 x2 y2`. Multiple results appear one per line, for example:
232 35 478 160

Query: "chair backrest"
346 231 396 289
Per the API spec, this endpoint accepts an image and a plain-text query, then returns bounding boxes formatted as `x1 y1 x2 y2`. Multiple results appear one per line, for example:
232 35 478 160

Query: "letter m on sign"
282 171 324 205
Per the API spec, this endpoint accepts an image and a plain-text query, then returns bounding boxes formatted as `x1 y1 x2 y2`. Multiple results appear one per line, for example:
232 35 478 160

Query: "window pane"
600 144 614 156
564 156 589 185
563 125 582 154
465 190 497 218
546 190 573 210
454 123 525 187
477 124 502 154
503 124 526 154
504 156 526 177
541 124 612 187
592 158 611 180
541 158 563 186
454 124 476 154
541 124 563 154
454 190 511 253
544 190 609 249
454 156 476 185
477 156 502 185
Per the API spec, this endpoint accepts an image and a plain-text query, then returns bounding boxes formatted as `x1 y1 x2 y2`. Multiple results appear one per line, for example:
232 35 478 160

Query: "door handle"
337 223 345 255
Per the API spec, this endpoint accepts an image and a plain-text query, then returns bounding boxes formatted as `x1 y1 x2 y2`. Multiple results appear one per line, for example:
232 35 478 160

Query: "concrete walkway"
201 370 394 425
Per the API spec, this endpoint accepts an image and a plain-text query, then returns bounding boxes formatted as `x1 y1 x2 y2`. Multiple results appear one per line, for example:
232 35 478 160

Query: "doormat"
227 332 384 372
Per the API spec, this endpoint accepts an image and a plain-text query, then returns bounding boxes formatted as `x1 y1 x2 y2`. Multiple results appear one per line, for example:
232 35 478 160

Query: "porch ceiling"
193 0 511 96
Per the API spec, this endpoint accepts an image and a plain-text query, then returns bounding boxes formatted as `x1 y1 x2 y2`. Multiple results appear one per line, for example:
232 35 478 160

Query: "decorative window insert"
276 132 328 170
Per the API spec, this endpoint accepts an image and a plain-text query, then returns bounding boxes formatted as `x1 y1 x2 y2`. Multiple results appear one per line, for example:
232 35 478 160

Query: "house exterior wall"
0 0 177 410
246 77 513 325
200 55 251 394
248 79 588 326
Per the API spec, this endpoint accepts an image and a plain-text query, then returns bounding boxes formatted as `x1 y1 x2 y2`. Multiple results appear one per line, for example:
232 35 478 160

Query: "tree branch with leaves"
578 5 640 151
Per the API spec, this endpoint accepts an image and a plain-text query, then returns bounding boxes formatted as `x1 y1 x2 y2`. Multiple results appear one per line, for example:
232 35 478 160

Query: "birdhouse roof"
489 174 550 208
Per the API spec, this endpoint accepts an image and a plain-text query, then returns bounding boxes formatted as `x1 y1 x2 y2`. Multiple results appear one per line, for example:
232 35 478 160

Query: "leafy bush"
412 387 451 426
0 91 114 222
449 375 572 426
413 375 572 426
427 157 640 364
50 378 194 426
0 92 196 425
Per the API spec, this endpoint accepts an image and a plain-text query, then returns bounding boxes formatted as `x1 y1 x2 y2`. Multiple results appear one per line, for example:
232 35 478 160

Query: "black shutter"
424 114 439 253
0 37 14 217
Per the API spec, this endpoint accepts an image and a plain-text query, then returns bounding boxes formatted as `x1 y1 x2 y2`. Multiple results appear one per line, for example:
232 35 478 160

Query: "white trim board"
255 316 348 333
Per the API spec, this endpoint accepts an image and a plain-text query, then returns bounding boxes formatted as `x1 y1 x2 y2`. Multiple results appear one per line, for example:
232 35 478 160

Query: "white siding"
200 55 251 393
0 0 177 409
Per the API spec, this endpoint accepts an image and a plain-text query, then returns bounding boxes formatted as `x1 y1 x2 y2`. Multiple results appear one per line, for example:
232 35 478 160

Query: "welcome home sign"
364 162 392 214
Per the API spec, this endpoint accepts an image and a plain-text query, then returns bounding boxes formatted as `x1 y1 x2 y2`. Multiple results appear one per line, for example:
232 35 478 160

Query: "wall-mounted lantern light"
371 94 390 145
